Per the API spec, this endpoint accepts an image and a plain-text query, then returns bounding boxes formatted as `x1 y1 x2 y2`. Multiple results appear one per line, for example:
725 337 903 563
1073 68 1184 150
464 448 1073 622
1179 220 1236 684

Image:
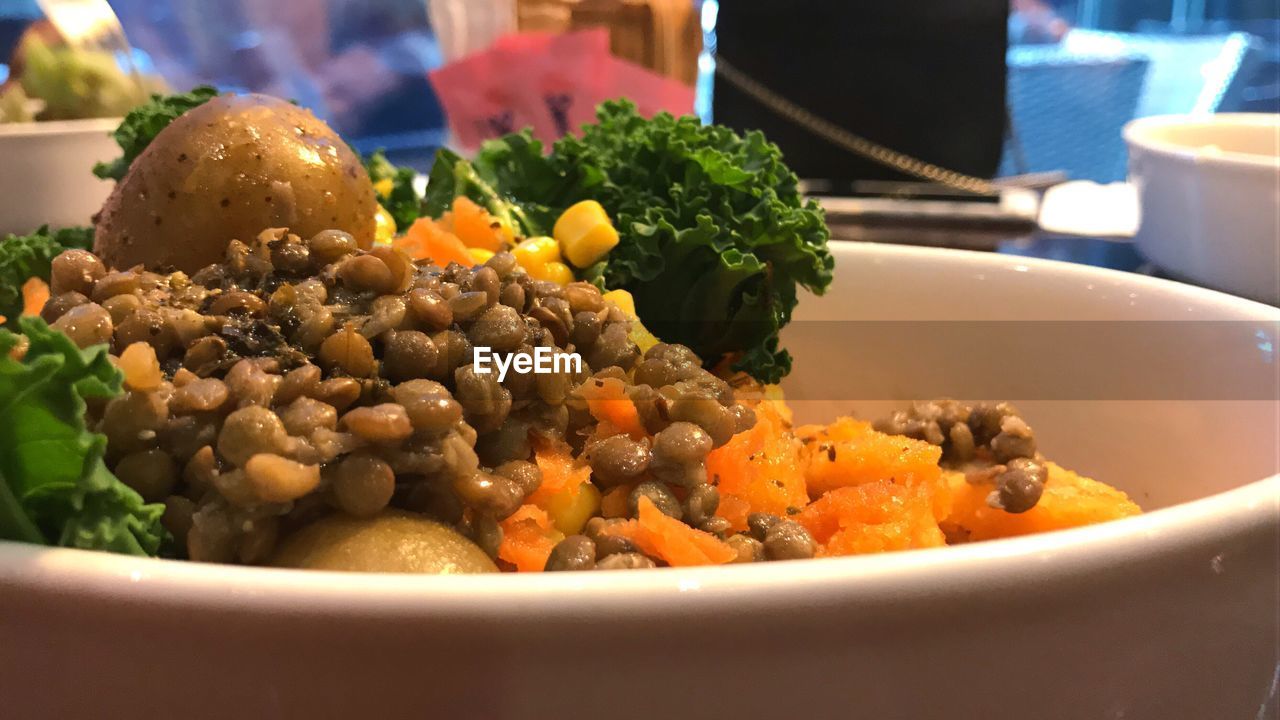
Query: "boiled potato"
95 93 378 272
271 510 498 574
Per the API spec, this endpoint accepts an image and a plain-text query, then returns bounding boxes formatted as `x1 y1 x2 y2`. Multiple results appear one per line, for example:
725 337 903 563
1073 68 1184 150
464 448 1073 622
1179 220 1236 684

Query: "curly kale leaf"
424 100 833 383
0 225 93 328
92 85 219 181
0 318 168 555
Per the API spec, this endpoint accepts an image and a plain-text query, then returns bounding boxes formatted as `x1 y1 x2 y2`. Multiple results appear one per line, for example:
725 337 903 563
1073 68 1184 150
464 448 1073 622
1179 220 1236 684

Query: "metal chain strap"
714 56 1001 196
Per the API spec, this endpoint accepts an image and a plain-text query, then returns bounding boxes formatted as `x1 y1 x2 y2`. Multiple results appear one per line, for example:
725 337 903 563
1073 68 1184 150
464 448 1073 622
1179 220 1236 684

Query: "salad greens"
424 100 833 384
0 318 167 556
364 150 424 229
424 145 537 239
92 85 219 181
0 225 94 329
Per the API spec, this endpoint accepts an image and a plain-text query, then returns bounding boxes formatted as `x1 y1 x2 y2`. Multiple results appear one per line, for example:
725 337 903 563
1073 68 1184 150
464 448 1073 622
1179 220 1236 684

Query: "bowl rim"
832 240 1280 319
1 475 1276 617
1 243 1277 615
1123 113 1280 169
0 116 121 138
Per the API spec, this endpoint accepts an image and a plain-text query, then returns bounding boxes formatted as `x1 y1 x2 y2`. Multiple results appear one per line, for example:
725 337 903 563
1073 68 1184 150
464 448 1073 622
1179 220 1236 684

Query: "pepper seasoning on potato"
94 93 378 273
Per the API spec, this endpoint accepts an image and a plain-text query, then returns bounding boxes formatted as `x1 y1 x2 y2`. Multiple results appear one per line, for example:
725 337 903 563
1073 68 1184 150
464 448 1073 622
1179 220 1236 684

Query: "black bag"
712 0 1008 192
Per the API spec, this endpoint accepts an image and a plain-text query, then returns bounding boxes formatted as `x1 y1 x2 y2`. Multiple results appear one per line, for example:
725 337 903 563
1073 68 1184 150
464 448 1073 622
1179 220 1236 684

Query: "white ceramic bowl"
1 243 1277 719
1124 113 1280 305
0 118 119 236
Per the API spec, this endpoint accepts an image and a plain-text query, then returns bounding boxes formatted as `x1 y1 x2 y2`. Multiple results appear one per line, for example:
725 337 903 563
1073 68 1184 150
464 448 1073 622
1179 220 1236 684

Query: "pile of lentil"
38 227 810 569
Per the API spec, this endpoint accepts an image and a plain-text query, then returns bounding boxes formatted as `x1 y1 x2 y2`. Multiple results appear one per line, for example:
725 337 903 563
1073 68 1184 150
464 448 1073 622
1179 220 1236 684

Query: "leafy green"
364 150 424 229
92 85 219 181
423 100 833 383
424 146 547 238
0 318 167 555
0 225 94 328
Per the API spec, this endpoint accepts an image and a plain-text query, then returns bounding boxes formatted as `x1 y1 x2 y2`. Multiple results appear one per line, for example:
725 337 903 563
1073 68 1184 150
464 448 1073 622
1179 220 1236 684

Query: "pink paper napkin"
429 29 695 150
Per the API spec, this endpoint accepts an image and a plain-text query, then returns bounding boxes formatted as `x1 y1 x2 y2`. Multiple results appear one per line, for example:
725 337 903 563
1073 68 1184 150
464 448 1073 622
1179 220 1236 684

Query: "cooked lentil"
762 520 817 561
874 399 1048 512
628 481 682 520
545 535 596 571
45 229 766 565
747 512 782 542
988 457 1049 513
595 552 658 570
726 534 764 563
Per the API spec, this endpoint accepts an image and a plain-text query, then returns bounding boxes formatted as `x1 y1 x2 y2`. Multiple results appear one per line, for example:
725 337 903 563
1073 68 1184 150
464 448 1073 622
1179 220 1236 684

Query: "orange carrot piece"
526 440 599 533
797 418 943 495
706 401 808 532
942 463 1140 542
527 440 590 507
797 417 948 520
395 218 475 267
796 482 945 556
21 277 49 317
449 196 508 252
605 496 736 567
580 376 646 439
600 484 633 519
715 494 751 531
498 505 564 572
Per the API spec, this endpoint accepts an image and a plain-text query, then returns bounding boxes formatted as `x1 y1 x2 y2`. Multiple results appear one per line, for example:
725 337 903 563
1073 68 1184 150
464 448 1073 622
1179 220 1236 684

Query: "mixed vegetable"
0 89 1140 569
422 101 834 384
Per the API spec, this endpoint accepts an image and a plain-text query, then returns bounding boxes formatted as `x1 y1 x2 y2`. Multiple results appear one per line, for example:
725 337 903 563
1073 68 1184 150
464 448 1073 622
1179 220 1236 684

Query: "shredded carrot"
528 440 599 534
715 494 752 530
599 484 633 519
796 482 945 556
942 463 1141 542
21 277 49 317
528 440 590 507
604 496 736 566
497 504 563 572
797 417 947 520
446 196 510 252
706 401 808 532
580 376 646 439
394 217 474 267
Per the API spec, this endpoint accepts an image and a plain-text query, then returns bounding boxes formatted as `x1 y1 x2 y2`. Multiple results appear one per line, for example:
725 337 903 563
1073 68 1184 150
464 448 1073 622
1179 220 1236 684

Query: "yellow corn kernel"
373 204 396 245
537 261 574 286
511 235 561 273
602 289 636 316
493 216 517 249
629 321 661 354
603 289 660 352
555 200 619 268
545 483 602 536
373 178 394 198
468 248 496 265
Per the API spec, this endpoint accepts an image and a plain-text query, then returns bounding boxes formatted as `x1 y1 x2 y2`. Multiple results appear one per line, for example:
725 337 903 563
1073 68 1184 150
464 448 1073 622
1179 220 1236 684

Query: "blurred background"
2 0 1274 175
0 0 1275 277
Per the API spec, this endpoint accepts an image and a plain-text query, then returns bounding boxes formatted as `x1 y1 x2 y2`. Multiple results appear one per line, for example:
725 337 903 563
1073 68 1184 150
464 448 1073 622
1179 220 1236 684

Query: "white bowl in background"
1124 113 1280 304
0 243 1277 719
0 118 119 236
